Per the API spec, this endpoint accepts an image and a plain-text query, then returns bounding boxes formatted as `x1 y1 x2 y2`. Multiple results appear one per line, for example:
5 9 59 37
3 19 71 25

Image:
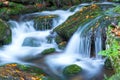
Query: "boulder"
34 15 58 30
0 19 11 45
54 4 102 41
63 64 82 76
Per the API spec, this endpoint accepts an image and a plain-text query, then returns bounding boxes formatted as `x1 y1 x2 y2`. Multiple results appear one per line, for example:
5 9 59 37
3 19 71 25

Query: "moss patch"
63 64 82 76
0 63 53 80
41 48 55 55
0 19 11 45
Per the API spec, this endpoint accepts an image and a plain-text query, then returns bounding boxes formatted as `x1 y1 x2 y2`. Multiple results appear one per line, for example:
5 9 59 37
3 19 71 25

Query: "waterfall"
65 16 103 58
0 5 85 64
94 27 103 59
45 16 105 78
0 3 113 80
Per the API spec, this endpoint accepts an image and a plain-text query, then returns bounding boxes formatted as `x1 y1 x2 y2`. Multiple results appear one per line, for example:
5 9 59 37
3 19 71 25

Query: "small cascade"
65 16 103 58
94 27 103 59
0 2 116 80
0 6 84 64
45 16 105 79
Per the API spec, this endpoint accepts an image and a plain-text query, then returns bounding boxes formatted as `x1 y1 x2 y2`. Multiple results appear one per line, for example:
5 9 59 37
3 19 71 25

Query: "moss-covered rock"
54 4 102 41
63 64 82 76
104 58 113 70
0 19 11 45
0 63 53 80
41 48 55 55
34 15 58 30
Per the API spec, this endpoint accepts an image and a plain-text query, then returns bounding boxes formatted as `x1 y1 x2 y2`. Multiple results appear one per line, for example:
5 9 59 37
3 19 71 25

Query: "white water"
45 16 105 78
0 3 107 80
0 4 85 64
95 27 103 59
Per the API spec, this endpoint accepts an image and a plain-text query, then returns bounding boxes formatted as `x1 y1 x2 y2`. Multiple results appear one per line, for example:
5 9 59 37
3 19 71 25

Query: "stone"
0 19 11 45
41 48 55 55
54 5 102 41
63 64 82 76
22 37 41 47
104 58 113 70
34 15 58 30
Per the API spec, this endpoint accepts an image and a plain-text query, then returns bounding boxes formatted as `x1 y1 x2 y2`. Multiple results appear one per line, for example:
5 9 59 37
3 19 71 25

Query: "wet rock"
34 15 58 30
0 19 11 45
104 58 113 70
41 48 55 55
22 37 41 47
0 63 52 80
55 35 66 50
58 41 67 50
54 4 102 41
63 64 82 76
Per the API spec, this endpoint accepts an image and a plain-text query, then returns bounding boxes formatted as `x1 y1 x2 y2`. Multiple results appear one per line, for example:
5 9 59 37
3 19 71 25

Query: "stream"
0 2 118 80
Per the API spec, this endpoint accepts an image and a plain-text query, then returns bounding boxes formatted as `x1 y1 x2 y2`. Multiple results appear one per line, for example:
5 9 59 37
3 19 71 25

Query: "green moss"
0 63 54 80
54 4 102 40
113 5 120 13
17 64 45 74
55 35 64 44
108 73 120 80
0 19 11 45
63 64 82 76
41 48 55 55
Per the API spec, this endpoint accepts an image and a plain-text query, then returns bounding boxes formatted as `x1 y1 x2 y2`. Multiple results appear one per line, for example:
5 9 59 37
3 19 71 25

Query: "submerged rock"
22 37 41 47
34 15 58 30
0 19 11 45
63 64 82 76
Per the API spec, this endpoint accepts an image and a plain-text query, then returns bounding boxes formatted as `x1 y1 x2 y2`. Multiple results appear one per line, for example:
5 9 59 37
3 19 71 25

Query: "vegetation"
0 0 120 80
99 22 120 79
0 63 53 80
63 64 82 76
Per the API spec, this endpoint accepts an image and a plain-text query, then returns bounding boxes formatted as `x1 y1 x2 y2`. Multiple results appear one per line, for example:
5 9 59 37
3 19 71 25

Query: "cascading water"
94 27 103 59
45 16 105 80
0 2 116 80
0 4 85 65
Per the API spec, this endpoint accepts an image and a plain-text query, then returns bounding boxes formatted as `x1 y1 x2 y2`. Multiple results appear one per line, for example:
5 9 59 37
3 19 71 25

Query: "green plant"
99 24 120 80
